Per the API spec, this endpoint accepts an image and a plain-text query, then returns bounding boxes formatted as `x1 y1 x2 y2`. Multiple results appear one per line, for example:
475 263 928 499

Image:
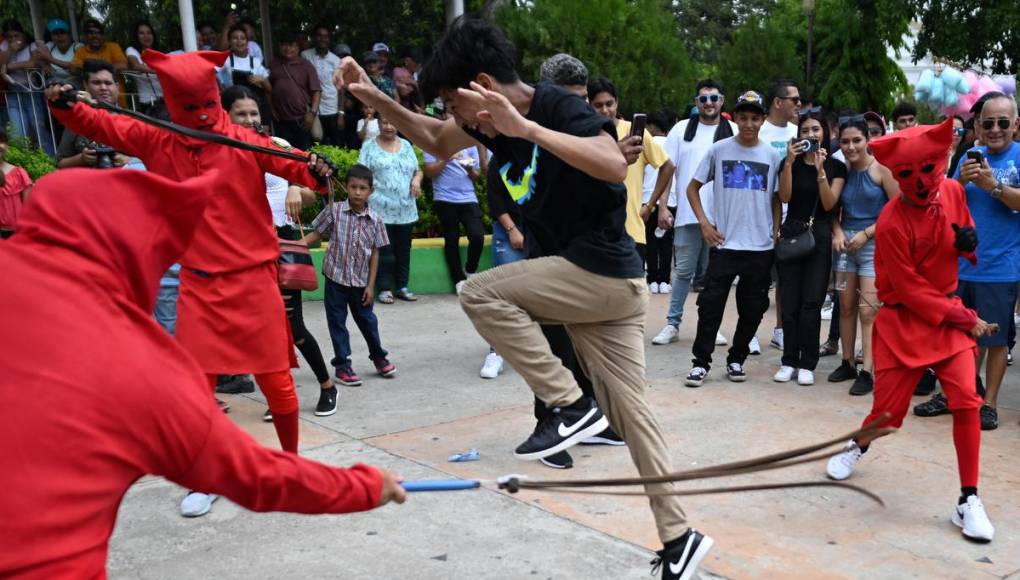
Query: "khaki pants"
460 256 688 543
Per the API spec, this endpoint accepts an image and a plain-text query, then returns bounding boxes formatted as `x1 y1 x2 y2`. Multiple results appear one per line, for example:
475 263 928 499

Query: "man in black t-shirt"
334 17 713 579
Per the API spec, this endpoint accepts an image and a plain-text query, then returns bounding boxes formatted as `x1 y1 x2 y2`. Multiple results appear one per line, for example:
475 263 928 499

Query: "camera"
796 138 820 153
90 142 117 169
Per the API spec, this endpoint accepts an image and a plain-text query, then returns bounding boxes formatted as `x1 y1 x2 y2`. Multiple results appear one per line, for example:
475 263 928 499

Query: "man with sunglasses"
949 93 1020 430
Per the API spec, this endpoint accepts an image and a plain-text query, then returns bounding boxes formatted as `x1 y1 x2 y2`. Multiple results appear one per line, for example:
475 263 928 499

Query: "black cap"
733 90 766 115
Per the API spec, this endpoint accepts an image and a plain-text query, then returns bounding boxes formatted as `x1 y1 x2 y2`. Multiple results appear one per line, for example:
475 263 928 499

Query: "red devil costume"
0 169 383 579
826 118 995 542
49 50 323 452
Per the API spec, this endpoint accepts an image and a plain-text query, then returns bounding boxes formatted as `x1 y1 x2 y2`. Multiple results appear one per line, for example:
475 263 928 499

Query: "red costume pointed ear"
142 48 168 64
871 117 954 206
196 50 230 68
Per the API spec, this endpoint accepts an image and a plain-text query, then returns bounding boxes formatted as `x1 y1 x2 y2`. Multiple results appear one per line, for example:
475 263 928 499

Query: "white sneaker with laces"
770 328 784 350
479 352 504 379
652 325 680 345
684 366 708 387
952 495 995 542
773 365 796 382
180 491 219 517
748 336 762 355
659 282 672 294
797 369 815 385
826 440 863 480
649 282 660 294
455 280 466 295
715 332 728 346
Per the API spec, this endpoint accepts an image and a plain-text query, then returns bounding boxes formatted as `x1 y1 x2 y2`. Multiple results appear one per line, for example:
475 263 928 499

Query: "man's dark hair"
239 17 257 29
82 59 116 83
890 101 917 121
2 19 26 36
227 24 247 40
648 111 672 134
399 47 422 62
767 79 797 109
83 18 103 33
695 78 723 94
312 23 331 36
587 77 617 102
221 85 260 112
346 163 374 187
418 16 519 101
196 20 214 31
278 29 301 44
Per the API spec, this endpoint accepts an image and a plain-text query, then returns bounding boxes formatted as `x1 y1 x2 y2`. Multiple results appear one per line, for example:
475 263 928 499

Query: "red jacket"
0 169 382 579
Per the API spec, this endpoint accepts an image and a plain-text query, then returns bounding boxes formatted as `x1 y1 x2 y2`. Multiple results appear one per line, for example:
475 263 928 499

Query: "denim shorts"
834 228 876 278
956 280 1019 348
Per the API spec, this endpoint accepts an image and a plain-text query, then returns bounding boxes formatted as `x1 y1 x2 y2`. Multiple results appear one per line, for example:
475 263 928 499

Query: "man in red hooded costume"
0 168 404 579
824 118 996 542
46 50 332 515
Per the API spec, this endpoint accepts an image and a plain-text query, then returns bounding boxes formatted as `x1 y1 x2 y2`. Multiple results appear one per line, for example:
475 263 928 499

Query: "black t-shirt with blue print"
465 82 643 279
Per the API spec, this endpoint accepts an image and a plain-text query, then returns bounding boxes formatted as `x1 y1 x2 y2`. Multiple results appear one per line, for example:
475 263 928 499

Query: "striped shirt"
311 201 389 287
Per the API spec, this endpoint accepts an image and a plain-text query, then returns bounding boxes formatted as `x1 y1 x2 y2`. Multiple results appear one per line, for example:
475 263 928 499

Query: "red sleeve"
169 411 383 514
49 101 162 158
246 132 322 192
942 302 978 332
874 213 957 327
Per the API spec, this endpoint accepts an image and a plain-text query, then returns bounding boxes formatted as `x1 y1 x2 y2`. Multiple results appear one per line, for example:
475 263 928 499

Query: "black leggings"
643 206 675 284
278 225 330 383
434 200 484 283
378 223 413 291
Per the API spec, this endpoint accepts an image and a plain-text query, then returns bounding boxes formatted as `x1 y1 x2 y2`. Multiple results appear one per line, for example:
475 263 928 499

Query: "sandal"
395 287 418 302
378 290 395 304
819 339 838 357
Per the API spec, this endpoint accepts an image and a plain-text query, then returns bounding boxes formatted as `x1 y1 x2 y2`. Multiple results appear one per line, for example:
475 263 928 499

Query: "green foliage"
910 0 1020 76
4 133 57 181
497 0 698 115
715 14 804 99
672 0 780 74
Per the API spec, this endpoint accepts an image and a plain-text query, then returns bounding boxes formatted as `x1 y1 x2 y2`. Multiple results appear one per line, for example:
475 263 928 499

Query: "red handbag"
278 219 319 292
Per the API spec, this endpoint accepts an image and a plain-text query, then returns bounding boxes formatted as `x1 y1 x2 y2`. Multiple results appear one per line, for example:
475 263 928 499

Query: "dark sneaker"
336 367 363 387
819 338 839 357
684 366 707 388
215 374 255 394
914 369 937 396
980 405 998 431
262 408 272 422
914 392 950 417
581 426 626 446
849 370 874 396
827 359 858 383
726 362 747 382
373 357 397 378
539 450 573 469
513 397 609 461
651 528 715 580
315 387 339 416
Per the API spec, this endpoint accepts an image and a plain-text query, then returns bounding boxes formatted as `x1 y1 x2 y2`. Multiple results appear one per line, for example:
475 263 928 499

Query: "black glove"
312 156 339 185
952 223 978 252
46 79 78 110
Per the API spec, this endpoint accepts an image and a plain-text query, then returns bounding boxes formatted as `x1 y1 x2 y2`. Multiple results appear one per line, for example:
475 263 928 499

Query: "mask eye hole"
183 104 199 112
921 163 936 173
898 169 913 179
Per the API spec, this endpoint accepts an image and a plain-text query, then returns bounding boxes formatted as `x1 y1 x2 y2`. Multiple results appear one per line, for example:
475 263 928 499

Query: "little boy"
305 164 396 392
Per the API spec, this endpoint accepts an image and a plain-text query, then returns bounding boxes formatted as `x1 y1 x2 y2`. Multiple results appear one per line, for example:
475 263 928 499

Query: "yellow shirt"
72 43 129 107
617 119 669 244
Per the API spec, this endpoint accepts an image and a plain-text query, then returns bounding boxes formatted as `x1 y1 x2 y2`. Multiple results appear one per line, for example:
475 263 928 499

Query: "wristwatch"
990 180 1004 199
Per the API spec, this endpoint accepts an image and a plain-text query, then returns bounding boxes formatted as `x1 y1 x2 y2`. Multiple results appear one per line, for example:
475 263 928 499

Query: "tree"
497 0 697 115
715 15 803 100
910 0 1019 75
671 0 780 73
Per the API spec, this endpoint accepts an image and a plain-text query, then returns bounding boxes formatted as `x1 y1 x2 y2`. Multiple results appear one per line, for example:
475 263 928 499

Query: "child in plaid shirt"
304 164 396 386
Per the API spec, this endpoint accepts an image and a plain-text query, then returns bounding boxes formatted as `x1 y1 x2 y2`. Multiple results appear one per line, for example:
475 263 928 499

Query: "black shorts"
956 280 1018 348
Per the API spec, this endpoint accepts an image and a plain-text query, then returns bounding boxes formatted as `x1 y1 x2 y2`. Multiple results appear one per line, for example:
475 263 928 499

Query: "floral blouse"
358 137 419 225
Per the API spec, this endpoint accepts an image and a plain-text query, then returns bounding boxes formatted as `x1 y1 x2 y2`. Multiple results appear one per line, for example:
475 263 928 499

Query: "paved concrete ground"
108 290 1020 579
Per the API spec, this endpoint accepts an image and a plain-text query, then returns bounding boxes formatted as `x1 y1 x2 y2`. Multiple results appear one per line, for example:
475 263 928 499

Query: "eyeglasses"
838 114 867 128
697 94 721 104
980 118 1012 131
868 127 885 137
778 95 802 105
953 128 966 137
798 106 821 118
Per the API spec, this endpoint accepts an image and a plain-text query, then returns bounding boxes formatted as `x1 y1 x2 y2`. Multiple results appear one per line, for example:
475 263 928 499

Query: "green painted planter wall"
303 236 493 301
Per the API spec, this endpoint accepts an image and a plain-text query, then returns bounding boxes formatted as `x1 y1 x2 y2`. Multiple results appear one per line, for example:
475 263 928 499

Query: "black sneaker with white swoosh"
513 397 608 461
651 528 714 580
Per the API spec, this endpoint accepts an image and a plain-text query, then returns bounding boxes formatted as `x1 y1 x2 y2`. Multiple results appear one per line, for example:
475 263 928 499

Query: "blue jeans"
6 90 55 156
324 278 388 369
491 223 529 267
154 283 179 335
666 224 709 327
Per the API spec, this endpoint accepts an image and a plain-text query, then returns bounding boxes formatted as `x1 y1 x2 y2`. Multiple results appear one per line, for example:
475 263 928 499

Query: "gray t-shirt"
694 136 781 252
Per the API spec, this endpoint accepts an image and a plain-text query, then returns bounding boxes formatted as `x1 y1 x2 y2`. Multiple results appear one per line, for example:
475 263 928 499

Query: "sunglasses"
868 127 885 137
980 118 1012 131
779 95 802 104
838 114 867 128
953 128 966 137
799 106 822 118
697 94 721 104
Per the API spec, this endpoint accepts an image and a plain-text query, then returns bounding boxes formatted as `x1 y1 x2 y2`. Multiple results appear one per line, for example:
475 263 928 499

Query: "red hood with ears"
8 168 219 312
869 117 954 206
144 49 230 131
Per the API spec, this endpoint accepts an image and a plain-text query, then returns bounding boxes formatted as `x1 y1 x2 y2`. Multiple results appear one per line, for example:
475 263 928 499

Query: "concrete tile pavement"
108 291 1019 579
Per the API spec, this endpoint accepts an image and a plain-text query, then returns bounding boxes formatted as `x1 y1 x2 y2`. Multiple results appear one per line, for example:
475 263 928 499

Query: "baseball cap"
862 111 887 134
732 91 766 115
332 43 352 58
372 42 390 53
47 19 70 33
970 91 1006 117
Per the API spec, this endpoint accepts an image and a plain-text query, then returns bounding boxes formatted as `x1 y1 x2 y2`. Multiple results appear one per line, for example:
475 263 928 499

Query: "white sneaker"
649 282 660 294
952 495 995 542
826 440 863 481
797 369 815 385
1014 312 1020 328
685 366 708 387
821 304 833 321
773 365 796 382
479 352 504 379
455 280 466 295
659 283 672 294
180 491 219 517
652 325 679 345
715 332 728 346
770 328 784 350
748 336 761 355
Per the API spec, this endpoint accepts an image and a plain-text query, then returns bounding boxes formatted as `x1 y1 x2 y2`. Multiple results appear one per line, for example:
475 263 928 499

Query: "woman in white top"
125 21 164 109
357 104 381 143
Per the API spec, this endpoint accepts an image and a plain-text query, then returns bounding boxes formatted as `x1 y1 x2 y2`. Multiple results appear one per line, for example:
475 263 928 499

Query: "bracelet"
817 173 827 181
505 224 517 233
